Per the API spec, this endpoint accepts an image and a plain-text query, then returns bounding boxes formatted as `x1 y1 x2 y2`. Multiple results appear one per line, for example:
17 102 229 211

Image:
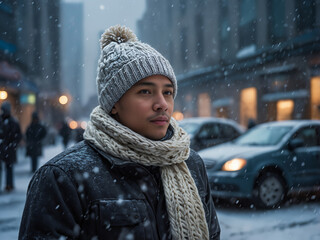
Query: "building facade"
0 0 61 132
138 0 320 127
60 1 84 120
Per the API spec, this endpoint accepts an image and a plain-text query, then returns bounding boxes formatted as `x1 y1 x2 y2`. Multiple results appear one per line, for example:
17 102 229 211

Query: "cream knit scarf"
84 106 209 240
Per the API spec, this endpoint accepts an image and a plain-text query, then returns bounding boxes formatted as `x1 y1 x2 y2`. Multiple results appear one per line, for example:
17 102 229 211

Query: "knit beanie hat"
96 25 177 114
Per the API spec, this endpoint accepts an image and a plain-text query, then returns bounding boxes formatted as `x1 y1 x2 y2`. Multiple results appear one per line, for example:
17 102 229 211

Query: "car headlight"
222 158 247 171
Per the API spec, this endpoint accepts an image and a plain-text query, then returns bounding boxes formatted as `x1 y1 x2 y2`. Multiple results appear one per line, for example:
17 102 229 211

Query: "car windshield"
234 125 293 146
179 122 199 135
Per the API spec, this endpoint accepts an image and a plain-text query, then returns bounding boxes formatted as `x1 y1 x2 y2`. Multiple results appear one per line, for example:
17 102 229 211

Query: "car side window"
220 124 239 138
198 123 220 139
292 126 318 147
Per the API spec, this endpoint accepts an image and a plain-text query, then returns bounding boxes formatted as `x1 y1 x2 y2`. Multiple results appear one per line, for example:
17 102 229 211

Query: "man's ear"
111 105 118 115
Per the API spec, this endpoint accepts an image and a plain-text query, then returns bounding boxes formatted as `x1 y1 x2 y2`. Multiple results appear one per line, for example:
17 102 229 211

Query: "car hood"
198 143 278 162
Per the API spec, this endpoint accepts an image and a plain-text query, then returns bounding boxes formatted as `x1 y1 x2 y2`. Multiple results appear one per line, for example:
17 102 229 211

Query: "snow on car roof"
178 117 245 131
179 117 237 124
258 120 320 128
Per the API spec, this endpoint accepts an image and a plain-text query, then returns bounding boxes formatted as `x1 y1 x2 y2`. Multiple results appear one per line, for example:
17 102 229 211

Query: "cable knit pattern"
83 106 209 240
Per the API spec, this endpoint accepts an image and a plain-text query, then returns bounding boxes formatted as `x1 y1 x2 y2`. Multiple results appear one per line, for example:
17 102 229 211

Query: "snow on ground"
0 141 319 240
217 202 320 240
0 141 65 240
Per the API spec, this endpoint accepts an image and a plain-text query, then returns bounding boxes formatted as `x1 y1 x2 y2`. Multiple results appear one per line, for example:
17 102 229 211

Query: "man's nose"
153 94 168 111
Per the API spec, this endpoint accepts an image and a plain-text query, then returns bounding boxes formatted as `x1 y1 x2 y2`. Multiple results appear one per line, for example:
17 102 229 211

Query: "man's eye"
164 90 173 95
139 89 151 94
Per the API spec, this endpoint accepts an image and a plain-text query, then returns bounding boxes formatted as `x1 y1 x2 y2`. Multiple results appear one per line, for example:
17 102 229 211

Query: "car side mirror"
288 138 304 150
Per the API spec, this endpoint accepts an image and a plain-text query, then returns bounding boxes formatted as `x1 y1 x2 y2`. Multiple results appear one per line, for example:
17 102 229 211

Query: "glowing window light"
277 100 294 121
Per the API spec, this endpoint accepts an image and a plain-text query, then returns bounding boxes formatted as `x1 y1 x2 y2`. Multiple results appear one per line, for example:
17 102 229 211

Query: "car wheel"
253 172 286 209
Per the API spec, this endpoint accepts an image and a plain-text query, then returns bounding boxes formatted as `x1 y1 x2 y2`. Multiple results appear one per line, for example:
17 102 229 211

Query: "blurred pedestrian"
0 102 22 192
59 121 71 149
19 25 220 239
26 112 47 173
247 118 257 130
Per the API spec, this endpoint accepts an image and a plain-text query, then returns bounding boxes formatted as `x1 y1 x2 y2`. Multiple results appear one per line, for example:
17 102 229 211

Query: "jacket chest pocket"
88 199 149 240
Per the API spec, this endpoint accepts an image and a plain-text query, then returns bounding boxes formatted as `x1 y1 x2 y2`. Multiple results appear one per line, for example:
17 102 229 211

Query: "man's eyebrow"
136 82 174 88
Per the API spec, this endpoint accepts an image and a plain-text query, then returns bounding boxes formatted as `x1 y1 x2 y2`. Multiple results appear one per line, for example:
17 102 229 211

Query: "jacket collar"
87 140 134 167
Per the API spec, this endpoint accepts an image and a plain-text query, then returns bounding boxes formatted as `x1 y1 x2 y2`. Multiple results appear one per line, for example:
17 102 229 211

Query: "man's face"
111 75 174 140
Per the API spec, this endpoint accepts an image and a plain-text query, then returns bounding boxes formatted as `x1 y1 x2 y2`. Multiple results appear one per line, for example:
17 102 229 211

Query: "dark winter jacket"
0 114 22 164
19 141 220 240
26 122 47 157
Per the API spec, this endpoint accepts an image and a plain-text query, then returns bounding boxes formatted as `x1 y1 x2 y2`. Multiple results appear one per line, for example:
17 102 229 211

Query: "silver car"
179 117 245 151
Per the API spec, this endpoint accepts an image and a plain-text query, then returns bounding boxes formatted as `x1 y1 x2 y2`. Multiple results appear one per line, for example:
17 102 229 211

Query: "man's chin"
145 130 168 141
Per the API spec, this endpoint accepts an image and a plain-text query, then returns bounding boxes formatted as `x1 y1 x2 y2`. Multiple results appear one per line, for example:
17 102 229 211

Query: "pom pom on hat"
96 25 177 114
100 25 138 49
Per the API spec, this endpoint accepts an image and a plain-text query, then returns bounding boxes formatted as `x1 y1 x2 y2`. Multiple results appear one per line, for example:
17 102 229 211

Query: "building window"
180 27 188 69
168 40 174 64
239 0 256 48
240 87 257 127
167 0 173 27
0 1 15 45
179 0 187 16
184 93 194 118
33 2 41 73
198 93 211 117
219 0 230 60
267 0 286 44
216 106 230 119
277 100 294 121
195 14 204 60
311 77 320 120
295 0 316 34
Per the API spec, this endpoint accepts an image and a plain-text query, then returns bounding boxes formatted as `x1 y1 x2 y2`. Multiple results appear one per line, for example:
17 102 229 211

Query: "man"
0 101 22 192
26 112 47 173
19 25 220 239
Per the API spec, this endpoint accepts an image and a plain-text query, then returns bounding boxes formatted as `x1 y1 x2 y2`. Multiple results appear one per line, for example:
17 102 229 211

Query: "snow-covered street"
0 143 64 239
217 200 320 239
0 142 319 240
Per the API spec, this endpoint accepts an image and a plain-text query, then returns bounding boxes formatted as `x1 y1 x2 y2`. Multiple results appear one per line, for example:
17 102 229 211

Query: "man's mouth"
150 116 169 125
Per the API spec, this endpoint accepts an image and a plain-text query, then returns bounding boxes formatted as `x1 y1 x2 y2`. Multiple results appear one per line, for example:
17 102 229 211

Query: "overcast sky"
63 0 146 105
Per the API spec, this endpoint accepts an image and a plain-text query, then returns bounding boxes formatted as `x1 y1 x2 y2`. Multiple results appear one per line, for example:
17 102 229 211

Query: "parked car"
198 120 320 209
179 117 245 151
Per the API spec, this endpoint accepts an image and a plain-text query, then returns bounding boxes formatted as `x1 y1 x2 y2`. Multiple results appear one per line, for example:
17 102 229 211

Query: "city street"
1 1 320 239
0 141 319 240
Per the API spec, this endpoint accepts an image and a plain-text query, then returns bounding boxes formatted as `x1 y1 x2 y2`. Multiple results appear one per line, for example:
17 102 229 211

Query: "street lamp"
0 90 8 100
172 111 184 121
59 95 68 105
69 120 78 129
